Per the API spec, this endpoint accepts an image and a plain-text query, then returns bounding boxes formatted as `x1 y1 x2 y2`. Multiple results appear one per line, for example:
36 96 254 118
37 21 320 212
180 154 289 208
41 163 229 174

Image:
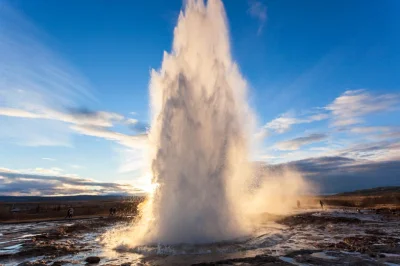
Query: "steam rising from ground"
104 0 313 248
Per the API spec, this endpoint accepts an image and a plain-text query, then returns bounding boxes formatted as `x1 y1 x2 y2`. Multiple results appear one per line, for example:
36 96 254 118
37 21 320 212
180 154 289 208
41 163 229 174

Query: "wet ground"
0 209 399 266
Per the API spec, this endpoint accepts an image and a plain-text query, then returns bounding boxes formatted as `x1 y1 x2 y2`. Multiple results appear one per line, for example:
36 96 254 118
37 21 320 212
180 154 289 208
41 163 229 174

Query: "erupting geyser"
136 0 255 244
105 0 311 248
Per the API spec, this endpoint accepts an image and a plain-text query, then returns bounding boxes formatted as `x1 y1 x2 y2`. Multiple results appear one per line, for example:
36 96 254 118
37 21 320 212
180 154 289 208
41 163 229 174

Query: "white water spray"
138 0 255 244
104 0 313 248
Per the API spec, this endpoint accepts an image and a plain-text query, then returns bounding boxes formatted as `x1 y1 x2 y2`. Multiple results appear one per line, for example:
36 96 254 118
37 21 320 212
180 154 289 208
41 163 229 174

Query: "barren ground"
1 190 399 265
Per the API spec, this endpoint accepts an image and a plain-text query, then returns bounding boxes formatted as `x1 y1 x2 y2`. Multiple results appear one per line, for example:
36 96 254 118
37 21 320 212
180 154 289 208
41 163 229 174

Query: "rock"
51 261 70 266
121 263 132 266
85 256 101 264
17 262 47 266
285 249 321 258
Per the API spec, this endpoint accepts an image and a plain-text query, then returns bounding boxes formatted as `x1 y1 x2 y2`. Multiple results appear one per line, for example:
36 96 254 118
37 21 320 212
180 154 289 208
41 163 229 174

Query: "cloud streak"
326 90 399 127
257 112 329 138
0 167 143 196
0 107 124 128
259 89 399 140
338 140 400 161
42 157 56 161
276 133 328 151
0 106 148 149
0 3 95 146
71 125 147 149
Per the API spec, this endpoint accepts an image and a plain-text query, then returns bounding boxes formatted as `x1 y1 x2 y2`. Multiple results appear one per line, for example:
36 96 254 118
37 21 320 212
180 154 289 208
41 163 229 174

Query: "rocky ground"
0 209 399 266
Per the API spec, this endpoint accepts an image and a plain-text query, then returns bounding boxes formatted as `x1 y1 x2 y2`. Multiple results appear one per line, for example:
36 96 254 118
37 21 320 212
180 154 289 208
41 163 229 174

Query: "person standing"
65 207 74 219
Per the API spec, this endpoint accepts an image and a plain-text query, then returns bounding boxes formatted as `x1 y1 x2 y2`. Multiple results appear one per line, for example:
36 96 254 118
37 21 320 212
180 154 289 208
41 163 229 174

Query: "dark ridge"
336 186 400 196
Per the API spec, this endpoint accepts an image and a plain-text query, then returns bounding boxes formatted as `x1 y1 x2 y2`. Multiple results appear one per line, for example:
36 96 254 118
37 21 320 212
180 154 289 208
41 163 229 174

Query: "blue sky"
0 0 399 195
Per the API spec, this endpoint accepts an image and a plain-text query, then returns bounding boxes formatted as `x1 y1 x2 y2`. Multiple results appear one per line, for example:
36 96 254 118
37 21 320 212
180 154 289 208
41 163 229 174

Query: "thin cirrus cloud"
256 112 328 139
258 89 399 138
0 106 148 149
257 88 399 171
0 3 93 106
71 125 147 149
337 140 400 162
0 3 148 150
0 3 95 146
326 89 400 127
348 126 392 134
42 158 56 161
275 133 328 151
0 3 148 181
0 107 124 128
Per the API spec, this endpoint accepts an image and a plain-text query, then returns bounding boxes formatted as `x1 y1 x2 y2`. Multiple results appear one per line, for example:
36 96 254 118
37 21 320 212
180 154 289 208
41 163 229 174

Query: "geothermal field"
1 200 400 265
1 0 399 265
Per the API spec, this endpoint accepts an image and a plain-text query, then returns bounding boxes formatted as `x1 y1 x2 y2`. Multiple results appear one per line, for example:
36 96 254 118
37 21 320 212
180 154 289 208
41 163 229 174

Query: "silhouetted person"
320 200 324 210
297 200 301 209
109 207 116 216
65 207 74 219
36 205 40 213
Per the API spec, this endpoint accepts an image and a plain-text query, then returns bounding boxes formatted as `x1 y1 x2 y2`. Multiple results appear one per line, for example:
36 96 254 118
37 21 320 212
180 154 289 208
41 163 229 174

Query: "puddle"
1 243 22 252
311 251 338 260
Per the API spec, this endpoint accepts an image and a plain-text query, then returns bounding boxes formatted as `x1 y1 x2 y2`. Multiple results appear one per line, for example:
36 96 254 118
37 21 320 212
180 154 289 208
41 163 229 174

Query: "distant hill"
0 194 138 203
336 186 400 197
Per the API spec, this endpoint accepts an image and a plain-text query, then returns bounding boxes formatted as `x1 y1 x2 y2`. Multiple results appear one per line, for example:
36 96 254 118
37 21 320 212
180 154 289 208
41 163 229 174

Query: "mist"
104 0 313 247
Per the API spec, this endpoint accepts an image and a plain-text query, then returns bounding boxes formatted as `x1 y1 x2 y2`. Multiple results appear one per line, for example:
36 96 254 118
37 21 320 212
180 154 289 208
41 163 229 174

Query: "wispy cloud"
0 167 143 196
257 112 329 138
265 115 302 134
247 0 267 35
259 89 399 140
125 118 138 125
337 140 400 161
0 3 94 146
0 106 149 150
33 167 63 175
257 89 399 164
0 107 124 128
70 125 147 149
348 126 392 134
326 90 399 127
42 157 56 161
128 121 149 134
275 133 328 151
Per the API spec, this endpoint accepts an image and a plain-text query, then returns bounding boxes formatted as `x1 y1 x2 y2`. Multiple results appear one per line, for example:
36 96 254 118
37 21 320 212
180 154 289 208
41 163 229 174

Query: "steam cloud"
104 0 312 248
